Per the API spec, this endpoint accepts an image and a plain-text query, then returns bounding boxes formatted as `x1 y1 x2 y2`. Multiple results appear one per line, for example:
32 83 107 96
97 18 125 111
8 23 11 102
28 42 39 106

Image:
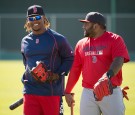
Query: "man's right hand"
65 93 75 107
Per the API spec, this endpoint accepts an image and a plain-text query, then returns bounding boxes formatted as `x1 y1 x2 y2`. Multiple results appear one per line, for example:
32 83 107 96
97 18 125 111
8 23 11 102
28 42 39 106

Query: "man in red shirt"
65 12 130 115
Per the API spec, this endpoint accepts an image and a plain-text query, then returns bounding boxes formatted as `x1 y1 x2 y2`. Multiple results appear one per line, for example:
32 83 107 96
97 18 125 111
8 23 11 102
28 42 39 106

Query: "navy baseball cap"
27 5 45 17
79 12 106 27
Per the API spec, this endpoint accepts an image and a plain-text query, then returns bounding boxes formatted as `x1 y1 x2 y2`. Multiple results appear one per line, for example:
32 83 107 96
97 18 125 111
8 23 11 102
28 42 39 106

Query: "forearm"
65 67 81 93
107 57 124 77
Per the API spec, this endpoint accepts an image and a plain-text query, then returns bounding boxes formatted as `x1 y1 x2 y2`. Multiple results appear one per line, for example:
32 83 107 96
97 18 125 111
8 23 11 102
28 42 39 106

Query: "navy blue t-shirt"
21 29 74 96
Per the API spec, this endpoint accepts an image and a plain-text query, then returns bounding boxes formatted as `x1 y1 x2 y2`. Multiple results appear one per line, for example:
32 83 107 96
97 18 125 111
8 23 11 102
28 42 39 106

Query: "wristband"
107 70 114 79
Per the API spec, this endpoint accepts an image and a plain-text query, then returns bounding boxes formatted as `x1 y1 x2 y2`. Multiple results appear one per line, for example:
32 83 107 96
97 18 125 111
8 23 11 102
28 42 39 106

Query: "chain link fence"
0 13 135 60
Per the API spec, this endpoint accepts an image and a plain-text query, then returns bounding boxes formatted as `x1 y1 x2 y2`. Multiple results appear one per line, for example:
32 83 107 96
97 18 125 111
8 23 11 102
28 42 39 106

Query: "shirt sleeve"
65 42 82 93
21 39 26 68
56 37 74 76
111 35 130 63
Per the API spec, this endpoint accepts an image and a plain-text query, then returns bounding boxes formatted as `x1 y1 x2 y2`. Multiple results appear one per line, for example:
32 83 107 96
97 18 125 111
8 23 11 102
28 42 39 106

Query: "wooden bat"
71 104 74 115
71 93 75 115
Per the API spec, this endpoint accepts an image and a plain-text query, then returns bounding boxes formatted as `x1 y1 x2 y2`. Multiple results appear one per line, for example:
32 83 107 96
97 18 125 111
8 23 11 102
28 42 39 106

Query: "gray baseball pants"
80 87 125 115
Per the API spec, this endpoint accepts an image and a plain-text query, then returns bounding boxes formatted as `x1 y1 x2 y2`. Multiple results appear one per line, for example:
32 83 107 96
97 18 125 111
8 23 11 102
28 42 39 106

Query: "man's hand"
46 71 59 82
93 73 113 101
65 93 75 107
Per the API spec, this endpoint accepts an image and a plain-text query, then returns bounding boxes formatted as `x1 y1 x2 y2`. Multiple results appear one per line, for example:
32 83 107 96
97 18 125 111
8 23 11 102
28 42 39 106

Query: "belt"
112 86 117 89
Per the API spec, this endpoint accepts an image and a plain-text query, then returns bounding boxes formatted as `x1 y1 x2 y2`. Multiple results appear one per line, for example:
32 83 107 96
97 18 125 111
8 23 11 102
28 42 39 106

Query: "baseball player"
64 12 130 115
21 5 74 115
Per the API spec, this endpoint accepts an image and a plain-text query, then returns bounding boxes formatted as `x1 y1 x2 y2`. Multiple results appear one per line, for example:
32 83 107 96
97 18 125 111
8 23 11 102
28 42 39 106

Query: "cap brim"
27 14 39 17
27 14 44 17
79 19 90 23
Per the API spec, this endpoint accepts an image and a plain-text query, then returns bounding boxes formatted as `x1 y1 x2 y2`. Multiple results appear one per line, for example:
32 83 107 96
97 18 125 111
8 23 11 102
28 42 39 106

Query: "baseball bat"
70 93 74 115
71 104 74 115
9 98 23 110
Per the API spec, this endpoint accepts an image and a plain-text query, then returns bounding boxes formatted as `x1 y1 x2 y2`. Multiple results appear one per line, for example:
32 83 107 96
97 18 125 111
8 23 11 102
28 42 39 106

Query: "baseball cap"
27 5 45 17
79 12 106 27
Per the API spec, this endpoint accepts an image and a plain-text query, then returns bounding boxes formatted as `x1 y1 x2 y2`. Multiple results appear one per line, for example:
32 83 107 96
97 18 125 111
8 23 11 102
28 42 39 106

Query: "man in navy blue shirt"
21 5 74 115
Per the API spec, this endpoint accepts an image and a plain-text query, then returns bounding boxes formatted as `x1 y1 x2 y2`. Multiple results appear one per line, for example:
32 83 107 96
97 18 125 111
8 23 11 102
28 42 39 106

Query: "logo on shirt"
85 50 103 56
83 45 106 63
83 45 105 56
36 38 39 44
92 56 97 63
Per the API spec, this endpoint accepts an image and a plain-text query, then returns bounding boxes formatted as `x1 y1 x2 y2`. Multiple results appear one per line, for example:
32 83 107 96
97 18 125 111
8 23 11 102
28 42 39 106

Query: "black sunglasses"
28 15 42 21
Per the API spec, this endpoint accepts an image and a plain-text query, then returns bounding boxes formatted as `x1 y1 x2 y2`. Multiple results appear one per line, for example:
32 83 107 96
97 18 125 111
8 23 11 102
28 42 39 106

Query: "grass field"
0 60 135 115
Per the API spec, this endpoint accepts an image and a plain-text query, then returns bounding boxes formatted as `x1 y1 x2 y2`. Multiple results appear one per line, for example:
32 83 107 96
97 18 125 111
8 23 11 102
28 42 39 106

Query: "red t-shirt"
65 31 130 93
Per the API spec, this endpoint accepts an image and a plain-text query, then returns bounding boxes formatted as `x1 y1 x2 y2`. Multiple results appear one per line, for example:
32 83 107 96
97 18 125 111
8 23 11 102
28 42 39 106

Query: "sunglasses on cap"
28 15 42 21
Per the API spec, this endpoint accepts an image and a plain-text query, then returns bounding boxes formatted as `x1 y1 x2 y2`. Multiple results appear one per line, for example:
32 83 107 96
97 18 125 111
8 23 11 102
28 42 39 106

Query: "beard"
84 25 96 38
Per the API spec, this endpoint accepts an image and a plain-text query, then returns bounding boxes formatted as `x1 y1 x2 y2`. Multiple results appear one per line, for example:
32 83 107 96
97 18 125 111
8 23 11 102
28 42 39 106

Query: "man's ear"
94 25 96 29
94 23 98 29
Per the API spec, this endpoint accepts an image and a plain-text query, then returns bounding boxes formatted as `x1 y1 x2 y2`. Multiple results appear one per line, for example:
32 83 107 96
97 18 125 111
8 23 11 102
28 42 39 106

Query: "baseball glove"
93 73 113 101
31 61 59 83
122 86 129 100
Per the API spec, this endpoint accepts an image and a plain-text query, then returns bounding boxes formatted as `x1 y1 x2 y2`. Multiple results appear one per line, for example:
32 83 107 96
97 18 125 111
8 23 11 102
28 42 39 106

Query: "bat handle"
9 98 23 110
70 93 74 115
71 104 74 115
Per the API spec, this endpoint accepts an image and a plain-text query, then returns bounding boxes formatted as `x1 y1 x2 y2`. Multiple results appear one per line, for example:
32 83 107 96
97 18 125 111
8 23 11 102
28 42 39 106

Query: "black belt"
112 86 117 89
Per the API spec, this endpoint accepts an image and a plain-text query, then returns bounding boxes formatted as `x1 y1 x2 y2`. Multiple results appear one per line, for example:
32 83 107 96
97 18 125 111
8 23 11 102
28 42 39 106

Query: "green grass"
0 60 135 115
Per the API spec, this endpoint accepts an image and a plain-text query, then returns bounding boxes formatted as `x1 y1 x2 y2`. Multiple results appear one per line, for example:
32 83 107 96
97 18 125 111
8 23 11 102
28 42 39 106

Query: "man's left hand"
46 71 59 82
